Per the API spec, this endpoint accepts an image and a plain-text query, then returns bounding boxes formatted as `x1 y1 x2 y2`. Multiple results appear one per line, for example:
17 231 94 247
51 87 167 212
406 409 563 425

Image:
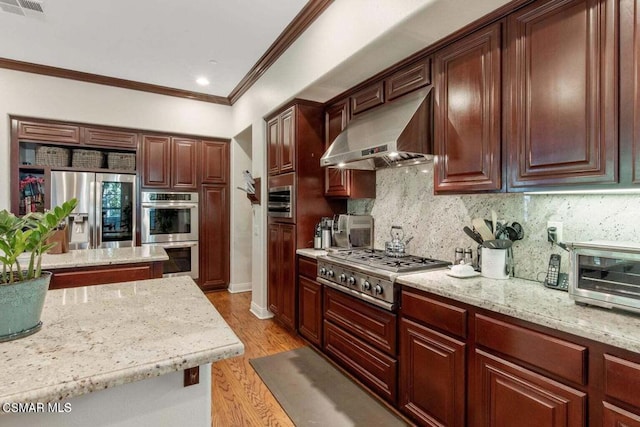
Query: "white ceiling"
0 0 308 97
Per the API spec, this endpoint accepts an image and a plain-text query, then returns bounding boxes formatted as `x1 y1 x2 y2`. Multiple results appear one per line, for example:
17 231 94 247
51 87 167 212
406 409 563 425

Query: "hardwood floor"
207 291 306 427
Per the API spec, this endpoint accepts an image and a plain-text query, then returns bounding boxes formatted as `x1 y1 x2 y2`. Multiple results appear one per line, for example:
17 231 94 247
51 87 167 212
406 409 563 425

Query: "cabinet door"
323 100 376 198
279 107 296 174
18 121 80 144
201 140 228 184
603 402 640 427
84 128 138 148
171 138 198 190
267 223 281 315
298 275 322 347
324 100 351 197
385 57 432 101
506 0 617 190
434 22 502 193
199 185 229 291
351 82 385 115
399 318 465 427
142 135 170 188
279 223 297 330
267 116 280 175
475 350 586 427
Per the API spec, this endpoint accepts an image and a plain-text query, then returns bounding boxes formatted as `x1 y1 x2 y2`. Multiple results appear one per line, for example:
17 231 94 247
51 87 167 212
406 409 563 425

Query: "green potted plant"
0 198 77 342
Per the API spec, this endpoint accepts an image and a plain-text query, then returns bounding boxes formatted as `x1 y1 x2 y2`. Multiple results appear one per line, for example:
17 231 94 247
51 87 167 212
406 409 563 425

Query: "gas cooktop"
326 248 449 273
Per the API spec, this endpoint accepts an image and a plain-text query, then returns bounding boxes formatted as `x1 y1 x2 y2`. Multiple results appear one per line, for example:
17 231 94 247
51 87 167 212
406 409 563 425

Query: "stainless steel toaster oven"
569 241 640 314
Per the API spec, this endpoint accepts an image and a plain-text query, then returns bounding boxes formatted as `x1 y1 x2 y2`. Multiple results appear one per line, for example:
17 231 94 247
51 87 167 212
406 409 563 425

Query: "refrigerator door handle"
95 179 102 248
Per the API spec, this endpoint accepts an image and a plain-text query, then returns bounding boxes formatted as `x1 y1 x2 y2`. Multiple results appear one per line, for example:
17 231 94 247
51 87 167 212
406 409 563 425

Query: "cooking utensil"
491 210 497 238
463 226 483 245
511 222 524 240
483 239 513 249
472 218 494 242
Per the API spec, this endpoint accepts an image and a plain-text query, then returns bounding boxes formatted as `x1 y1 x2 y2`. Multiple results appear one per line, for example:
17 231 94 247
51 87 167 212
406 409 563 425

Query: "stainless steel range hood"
320 87 434 170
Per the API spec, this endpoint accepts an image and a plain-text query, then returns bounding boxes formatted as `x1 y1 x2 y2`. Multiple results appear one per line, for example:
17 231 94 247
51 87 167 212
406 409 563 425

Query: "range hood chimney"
320 87 434 170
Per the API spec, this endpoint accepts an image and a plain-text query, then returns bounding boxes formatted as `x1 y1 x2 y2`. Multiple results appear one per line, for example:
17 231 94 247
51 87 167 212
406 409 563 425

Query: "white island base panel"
1 364 211 427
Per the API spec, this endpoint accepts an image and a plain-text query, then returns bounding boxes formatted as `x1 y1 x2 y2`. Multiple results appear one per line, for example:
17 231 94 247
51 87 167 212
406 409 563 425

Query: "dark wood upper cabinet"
323 98 376 198
434 22 502 193
351 81 385 115
201 140 229 184
385 57 432 101
171 138 198 190
84 127 138 148
620 0 640 186
506 0 618 190
141 135 171 188
142 135 198 190
267 106 295 176
17 121 80 144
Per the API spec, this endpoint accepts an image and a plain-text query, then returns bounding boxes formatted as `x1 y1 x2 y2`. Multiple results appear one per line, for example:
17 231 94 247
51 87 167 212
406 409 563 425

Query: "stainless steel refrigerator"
50 171 137 249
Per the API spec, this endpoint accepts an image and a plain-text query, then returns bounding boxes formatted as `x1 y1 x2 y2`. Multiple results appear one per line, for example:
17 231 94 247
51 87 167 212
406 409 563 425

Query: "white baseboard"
250 301 274 320
227 282 252 294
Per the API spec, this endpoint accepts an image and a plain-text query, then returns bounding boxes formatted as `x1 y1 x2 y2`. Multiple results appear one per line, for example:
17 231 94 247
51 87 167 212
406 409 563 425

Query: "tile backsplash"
348 164 640 282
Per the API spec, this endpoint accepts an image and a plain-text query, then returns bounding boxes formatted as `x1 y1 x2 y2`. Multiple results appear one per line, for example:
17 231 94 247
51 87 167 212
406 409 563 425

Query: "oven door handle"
146 241 198 249
141 203 198 209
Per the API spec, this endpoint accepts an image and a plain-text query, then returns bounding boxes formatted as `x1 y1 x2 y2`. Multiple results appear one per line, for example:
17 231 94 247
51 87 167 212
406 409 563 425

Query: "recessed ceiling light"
208 59 218 65
196 77 210 86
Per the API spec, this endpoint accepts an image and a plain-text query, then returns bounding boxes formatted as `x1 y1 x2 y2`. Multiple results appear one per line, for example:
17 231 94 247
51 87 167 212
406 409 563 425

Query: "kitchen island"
0 276 244 426
27 246 169 289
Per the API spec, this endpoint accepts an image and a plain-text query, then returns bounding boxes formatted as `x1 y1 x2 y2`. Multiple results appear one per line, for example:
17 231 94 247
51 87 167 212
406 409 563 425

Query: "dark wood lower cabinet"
49 261 163 289
399 318 466 427
268 222 296 330
199 184 229 291
298 275 322 347
475 350 586 427
603 402 640 427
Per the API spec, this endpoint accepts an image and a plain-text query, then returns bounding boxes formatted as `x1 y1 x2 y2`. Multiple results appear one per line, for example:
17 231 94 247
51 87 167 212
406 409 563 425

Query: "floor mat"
249 346 408 427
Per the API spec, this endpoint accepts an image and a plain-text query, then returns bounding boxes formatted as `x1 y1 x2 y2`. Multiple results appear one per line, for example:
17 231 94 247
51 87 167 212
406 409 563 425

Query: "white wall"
0 68 232 210
228 126 253 293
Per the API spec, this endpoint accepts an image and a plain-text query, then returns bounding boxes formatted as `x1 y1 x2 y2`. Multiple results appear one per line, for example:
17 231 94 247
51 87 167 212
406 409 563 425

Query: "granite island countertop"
0 276 244 407
397 269 640 353
19 246 169 270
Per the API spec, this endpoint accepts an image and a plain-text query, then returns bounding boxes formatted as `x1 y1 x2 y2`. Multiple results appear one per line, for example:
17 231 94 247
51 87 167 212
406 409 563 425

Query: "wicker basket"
35 146 70 167
107 152 136 171
72 149 103 168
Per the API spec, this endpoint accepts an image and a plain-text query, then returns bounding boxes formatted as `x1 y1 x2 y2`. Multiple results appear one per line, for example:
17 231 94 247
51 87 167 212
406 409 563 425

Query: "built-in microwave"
267 185 293 218
569 241 640 314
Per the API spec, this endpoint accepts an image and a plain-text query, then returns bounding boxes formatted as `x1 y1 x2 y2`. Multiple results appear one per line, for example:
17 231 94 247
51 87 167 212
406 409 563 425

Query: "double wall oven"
141 192 199 279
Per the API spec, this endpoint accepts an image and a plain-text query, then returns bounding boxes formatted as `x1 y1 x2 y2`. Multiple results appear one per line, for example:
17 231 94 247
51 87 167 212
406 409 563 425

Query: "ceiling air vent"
0 0 44 17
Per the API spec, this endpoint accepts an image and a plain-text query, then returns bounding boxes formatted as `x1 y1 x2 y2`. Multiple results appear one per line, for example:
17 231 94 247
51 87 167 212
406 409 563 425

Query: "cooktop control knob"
339 273 347 282
374 285 383 295
347 276 356 286
363 280 371 291
319 267 327 276
327 270 334 278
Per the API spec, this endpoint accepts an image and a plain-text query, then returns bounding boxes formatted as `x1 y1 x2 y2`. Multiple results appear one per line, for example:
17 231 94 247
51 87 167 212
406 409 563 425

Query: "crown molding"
0 0 333 105
227 0 333 104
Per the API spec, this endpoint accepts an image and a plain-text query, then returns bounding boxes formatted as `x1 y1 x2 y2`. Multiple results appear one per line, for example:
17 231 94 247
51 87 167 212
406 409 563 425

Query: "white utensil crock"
481 247 509 280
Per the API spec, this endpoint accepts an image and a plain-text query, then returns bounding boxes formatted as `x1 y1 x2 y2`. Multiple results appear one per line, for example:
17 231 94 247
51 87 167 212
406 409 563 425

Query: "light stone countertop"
397 269 640 353
0 276 244 407
296 248 327 259
18 246 169 270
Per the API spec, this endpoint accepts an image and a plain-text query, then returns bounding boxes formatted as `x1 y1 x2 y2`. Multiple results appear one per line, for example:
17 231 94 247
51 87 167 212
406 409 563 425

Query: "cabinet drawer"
324 287 396 355
50 263 161 289
604 354 640 408
18 121 80 144
298 256 317 280
84 127 138 148
401 289 467 338
351 82 385 115
324 320 397 403
385 57 431 101
603 402 640 426
475 314 587 385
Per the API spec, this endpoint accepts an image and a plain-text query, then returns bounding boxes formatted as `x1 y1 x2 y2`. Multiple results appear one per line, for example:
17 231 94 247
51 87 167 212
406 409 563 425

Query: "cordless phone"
544 254 568 291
